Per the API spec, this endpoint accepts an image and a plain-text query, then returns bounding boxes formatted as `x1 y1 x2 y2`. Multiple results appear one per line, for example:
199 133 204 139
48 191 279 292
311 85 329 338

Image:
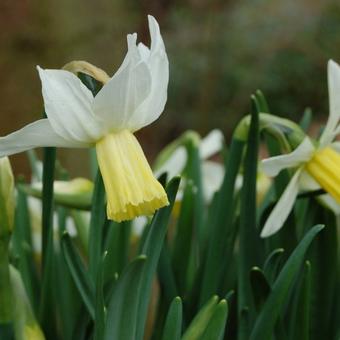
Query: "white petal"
200 129 224 160
202 161 225 202
138 42 151 61
320 60 340 146
93 34 152 131
299 171 340 215
331 141 340 152
154 146 187 179
38 67 103 142
261 168 302 238
126 15 169 131
0 119 88 157
261 137 314 177
132 216 148 236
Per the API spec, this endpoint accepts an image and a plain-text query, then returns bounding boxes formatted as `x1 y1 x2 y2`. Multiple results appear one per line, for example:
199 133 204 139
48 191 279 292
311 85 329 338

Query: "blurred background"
1 0 340 178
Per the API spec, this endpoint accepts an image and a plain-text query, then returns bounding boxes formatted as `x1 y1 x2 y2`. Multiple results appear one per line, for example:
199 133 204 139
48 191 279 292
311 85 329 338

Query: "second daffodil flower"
261 60 340 237
0 15 169 222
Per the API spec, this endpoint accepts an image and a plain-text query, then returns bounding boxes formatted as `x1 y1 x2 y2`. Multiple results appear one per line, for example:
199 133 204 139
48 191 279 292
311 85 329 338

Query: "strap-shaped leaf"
135 177 180 340
201 299 228 340
182 295 219 340
238 97 261 339
263 248 285 285
88 171 106 280
250 267 271 312
61 233 95 319
104 256 146 340
39 145 57 338
200 137 244 305
161 297 182 340
250 224 324 340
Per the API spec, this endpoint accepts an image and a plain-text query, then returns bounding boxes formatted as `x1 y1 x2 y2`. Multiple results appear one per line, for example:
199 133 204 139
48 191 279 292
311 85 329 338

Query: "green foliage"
2 79 339 340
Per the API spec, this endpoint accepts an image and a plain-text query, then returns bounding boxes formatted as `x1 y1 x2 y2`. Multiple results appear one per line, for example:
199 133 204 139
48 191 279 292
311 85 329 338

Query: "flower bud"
0 157 15 235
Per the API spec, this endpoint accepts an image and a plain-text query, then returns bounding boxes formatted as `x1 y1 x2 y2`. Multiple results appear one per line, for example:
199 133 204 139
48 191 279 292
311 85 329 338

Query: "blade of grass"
250 267 271 312
55 244 82 340
61 233 95 320
88 171 106 281
38 146 57 338
12 189 39 314
158 241 178 305
299 108 312 132
201 299 229 340
263 248 285 285
238 97 261 340
103 221 131 285
104 256 147 340
199 136 245 305
94 252 106 340
309 208 337 340
135 177 180 340
250 224 324 340
182 295 219 340
172 180 195 295
289 261 311 340
255 90 270 113
161 297 182 340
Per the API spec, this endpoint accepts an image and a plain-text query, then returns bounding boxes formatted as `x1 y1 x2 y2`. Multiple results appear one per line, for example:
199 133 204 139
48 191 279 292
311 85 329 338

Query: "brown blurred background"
1 0 340 178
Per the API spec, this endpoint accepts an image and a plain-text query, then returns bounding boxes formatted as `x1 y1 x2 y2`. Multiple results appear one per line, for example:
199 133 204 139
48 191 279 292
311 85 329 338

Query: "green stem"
234 113 307 150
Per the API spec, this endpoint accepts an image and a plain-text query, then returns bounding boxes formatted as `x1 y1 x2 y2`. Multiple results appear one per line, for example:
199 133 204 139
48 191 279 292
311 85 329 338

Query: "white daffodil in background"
154 129 271 205
0 15 169 222
154 129 225 203
261 59 340 238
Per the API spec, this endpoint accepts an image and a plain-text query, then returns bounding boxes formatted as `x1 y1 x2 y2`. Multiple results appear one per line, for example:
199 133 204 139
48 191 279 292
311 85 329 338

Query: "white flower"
154 129 225 203
0 16 169 222
261 60 340 237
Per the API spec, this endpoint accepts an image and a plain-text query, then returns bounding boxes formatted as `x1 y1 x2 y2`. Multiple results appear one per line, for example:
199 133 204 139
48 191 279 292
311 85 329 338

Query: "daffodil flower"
0 15 169 222
261 60 340 237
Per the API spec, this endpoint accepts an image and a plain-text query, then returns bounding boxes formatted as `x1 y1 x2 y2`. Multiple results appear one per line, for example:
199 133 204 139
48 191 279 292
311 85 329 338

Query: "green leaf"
182 295 219 340
0 324 14 340
55 243 82 340
0 245 12 324
289 261 311 340
104 256 147 340
135 177 180 340
172 180 195 295
61 233 95 319
94 252 106 340
161 297 182 340
12 189 39 314
201 299 228 340
200 137 244 305
308 208 338 339
184 137 204 251
103 221 131 285
238 97 261 339
78 72 102 96
158 242 178 305
250 224 324 340
299 108 312 132
38 146 57 338
255 90 270 113
250 267 271 312
88 171 106 281
263 248 285 285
